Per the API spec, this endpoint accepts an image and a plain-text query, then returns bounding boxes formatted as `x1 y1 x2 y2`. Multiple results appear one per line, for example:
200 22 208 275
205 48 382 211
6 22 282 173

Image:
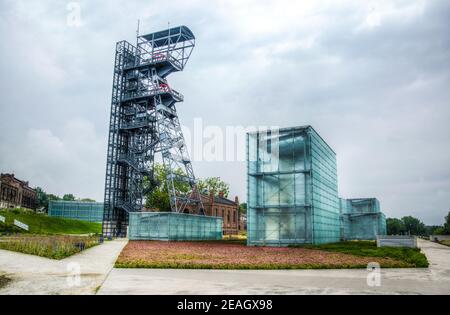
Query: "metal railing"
120 116 155 130
122 86 184 102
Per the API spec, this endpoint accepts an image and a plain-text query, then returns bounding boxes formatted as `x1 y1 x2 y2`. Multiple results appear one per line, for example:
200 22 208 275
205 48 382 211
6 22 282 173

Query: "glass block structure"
128 212 223 241
339 198 387 240
48 201 104 223
247 126 340 246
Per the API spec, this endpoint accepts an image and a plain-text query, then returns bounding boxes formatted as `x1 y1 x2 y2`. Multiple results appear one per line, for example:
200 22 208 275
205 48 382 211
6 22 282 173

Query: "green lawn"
291 241 429 268
0 209 101 235
0 235 100 259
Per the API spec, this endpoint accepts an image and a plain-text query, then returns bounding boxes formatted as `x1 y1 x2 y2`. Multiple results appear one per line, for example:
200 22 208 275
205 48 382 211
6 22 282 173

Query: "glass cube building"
339 198 387 240
128 212 223 241
247 126 340 246
48 201 104 223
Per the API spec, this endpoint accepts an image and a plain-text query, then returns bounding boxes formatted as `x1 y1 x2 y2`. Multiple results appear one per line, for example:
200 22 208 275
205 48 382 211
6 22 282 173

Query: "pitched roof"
214 196 237 206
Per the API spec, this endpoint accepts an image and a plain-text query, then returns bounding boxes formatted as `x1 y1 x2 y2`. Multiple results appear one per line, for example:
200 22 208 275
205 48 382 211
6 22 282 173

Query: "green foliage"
35 187 49 210
34 188 96 212
143 163 233 211
80 198 96 202
402 216 427 236
292 241 429 268
35 187 62 211
426 225 444 236
240 203 247 215
47 194 60 202
0 235 99 260
62 194 76 201
433 227 445 235
115 261 397 270
144 164 190 212
0 220 23 234
444 211 450 235
197 177 230 198
0 209 101 235
387 216 428 236
387 218 406 235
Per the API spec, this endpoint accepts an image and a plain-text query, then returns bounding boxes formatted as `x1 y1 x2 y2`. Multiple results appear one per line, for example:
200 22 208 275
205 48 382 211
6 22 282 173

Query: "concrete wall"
377 235 417 248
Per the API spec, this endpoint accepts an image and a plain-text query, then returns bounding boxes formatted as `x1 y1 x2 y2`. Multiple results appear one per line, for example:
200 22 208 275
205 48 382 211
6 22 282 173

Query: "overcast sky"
0 0 449 225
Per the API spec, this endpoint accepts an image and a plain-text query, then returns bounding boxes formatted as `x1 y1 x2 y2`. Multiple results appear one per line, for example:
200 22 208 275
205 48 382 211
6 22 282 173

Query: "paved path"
0 239 128 295
99 239 450 295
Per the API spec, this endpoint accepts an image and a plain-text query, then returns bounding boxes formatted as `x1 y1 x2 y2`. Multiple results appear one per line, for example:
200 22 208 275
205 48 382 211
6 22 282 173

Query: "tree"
444 211 450 235
387 218 405 235
433 227 446 235
144 164 233 211
240 203 247 215
144 164 190 212
401 216 427 236
47 194 60 202
197 177 230 198
62 194 76 201
35 187 49 210
34 188 61 212
80 198 96 202
426 225 444 236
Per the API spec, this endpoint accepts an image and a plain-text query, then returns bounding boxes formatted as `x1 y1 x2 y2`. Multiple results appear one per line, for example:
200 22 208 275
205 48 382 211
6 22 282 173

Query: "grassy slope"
0 235 99 260
294 241 429 268
0 209 101 235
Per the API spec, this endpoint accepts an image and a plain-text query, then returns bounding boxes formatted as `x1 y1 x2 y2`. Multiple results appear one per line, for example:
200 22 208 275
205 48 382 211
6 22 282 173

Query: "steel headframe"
102 25 204 238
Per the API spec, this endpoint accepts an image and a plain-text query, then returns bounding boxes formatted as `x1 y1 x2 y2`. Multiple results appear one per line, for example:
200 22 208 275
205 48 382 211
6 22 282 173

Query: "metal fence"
128 212 223 241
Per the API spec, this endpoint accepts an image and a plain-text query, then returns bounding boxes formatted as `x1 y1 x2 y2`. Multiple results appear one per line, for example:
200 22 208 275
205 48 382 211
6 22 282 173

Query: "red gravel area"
115 241 406 269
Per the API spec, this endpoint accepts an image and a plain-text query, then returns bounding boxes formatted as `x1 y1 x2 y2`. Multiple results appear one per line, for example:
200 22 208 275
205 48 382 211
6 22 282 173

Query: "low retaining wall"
429 235 450 242
377 235 417 248
128 212 223 241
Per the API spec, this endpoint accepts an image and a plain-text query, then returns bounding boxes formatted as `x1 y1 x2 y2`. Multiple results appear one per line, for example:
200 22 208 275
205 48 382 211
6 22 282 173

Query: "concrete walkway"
0 239 128 295
99 239 450 295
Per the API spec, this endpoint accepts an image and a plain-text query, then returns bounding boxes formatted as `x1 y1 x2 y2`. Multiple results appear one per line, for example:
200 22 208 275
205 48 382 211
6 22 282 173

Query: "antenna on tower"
136 19 141 49
136 19 141 38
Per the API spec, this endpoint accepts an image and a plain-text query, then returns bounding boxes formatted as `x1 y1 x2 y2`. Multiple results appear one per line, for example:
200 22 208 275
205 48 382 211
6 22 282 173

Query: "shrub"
0 235 99 259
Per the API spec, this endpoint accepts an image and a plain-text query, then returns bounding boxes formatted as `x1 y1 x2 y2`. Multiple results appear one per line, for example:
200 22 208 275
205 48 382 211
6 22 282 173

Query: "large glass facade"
128 212 223 241
247 126 340 246
339 198 387 240
48 201 104 223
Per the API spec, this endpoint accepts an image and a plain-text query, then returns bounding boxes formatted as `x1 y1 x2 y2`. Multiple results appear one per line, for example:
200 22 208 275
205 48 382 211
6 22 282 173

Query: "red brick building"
184 191 240 235
0 173 37 210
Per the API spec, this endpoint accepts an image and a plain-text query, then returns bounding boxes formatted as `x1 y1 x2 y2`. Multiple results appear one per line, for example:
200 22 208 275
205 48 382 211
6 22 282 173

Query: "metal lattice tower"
102 26 203 238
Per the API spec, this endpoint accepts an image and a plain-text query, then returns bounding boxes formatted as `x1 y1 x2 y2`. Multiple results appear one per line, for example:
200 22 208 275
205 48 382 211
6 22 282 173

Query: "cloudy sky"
0 0 449 225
